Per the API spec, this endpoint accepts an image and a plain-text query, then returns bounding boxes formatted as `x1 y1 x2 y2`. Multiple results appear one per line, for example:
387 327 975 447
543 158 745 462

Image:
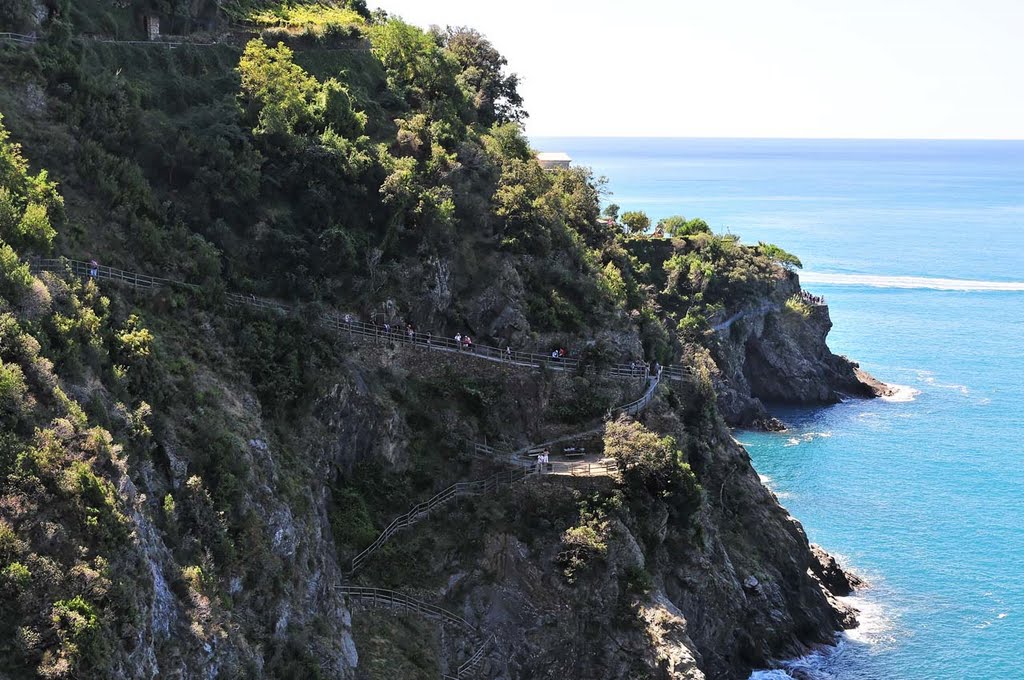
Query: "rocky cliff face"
337 359 861 680
709 272 891 430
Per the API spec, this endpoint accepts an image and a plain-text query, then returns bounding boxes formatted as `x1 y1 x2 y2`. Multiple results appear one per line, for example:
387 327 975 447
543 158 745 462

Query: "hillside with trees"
0 2 879 678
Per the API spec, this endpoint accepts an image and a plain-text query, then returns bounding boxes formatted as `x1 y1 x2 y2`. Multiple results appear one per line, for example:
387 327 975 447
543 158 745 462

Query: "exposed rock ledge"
709 272 893 430
809 544 865 631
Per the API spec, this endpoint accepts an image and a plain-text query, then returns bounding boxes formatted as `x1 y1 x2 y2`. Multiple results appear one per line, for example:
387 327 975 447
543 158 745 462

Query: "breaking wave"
783 431 834 447
800 272 1024 291
881 384 921 402
749 589 896 680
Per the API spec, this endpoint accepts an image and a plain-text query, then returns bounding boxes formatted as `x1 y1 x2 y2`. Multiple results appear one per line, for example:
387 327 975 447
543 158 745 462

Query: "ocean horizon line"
528 135 1024 143
800 272 1024 292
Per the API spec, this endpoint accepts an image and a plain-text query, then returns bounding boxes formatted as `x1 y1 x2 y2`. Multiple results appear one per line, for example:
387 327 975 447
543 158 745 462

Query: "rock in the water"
809 544 864 596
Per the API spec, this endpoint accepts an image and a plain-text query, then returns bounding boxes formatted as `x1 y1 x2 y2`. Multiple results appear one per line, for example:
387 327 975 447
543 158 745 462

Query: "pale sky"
371 0 1024 139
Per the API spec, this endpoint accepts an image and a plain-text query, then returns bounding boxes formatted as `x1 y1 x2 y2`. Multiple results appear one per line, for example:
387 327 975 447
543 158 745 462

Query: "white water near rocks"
533 137 1024 679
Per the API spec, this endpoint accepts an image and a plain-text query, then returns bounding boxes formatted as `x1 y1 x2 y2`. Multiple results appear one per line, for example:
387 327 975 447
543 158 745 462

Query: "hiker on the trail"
455 332 462 350
559 348 566 358
551 349 559 360
407 324 414 342
88 259 98 278
464 335 474 352
426 331 432 348
506 346 512 361
541 449 551 473
630 360 637 376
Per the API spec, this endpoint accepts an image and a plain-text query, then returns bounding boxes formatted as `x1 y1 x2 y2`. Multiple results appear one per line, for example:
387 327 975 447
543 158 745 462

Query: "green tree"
0 114 62 249
621 210 650 235
441 26 526 125
659 215 711 237
237 40 319 137
602 203 620 221
370 18 464 114
757 241 803 270
604 418 702 513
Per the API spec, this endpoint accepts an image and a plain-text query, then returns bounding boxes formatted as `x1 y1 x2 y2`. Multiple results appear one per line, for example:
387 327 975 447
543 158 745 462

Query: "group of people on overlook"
799 290 826 306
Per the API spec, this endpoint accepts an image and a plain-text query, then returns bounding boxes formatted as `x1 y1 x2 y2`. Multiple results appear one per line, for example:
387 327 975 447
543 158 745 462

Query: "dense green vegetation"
0 2 813 676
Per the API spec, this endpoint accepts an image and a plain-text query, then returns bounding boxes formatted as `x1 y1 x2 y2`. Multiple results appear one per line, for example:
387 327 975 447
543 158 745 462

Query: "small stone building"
536 152 572 170
143 15 160 40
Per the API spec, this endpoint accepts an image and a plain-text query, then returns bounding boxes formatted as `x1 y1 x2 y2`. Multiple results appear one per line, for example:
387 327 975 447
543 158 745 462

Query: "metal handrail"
0 32 37 44
338 586 491 678
473 369 662 473
30 256 697 381
349 467 531 575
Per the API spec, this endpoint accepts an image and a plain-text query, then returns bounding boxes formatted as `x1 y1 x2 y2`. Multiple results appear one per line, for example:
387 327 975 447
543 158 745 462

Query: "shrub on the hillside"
47 595 107 674
0 245 32 302
677 311 708 340
784 294 812 319
557 517 609 584
2 561 31 589
604 417 702 516
0 358 28 422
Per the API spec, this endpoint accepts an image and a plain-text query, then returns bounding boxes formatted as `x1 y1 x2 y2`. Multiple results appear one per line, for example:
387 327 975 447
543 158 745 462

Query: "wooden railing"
29 257 189 290
29 257 695 382
472 369 661 474
0 32 37 45
349 468 531 575
338 586 492 678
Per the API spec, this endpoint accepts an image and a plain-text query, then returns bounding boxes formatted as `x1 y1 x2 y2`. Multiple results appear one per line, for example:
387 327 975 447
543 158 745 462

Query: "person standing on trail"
407 324 414 343
464 335 474 352
506 346 512 361
455 332 462 350
426 332 432 348
88 259 98 278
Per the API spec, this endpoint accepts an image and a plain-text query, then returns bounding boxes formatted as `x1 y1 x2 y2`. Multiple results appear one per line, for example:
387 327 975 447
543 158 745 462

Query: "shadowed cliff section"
0 3 872 678
708 272 892 430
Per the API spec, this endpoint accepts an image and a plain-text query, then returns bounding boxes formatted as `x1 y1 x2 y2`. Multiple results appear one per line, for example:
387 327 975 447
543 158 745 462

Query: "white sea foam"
758 474 794 499
748 592 896 679
919 373 970 395
783 431 834 446
841 594 896 646
800 272 1024 291
881 384 921 402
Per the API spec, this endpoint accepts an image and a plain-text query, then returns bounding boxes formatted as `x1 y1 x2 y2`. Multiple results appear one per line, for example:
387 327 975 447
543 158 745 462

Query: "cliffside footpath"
0 2 875 679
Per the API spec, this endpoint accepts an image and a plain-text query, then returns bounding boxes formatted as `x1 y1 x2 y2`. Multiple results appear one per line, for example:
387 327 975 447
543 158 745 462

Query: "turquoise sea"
534 138 1024 679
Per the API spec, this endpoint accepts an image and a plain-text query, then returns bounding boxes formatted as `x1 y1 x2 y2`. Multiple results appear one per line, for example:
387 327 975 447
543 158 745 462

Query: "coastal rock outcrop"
809 544 865 597
710 272 892 429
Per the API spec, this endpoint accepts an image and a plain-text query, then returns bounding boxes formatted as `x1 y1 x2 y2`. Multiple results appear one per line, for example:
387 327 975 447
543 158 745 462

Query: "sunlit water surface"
532 137 1024 679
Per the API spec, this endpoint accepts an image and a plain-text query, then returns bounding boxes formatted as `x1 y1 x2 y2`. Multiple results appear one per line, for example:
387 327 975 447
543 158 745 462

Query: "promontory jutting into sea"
0 1 1020 679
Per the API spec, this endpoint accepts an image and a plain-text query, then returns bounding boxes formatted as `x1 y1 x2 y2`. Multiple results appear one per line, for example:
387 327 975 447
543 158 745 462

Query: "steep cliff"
341 366 860 680
0 4 871 679
707 272 892 430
